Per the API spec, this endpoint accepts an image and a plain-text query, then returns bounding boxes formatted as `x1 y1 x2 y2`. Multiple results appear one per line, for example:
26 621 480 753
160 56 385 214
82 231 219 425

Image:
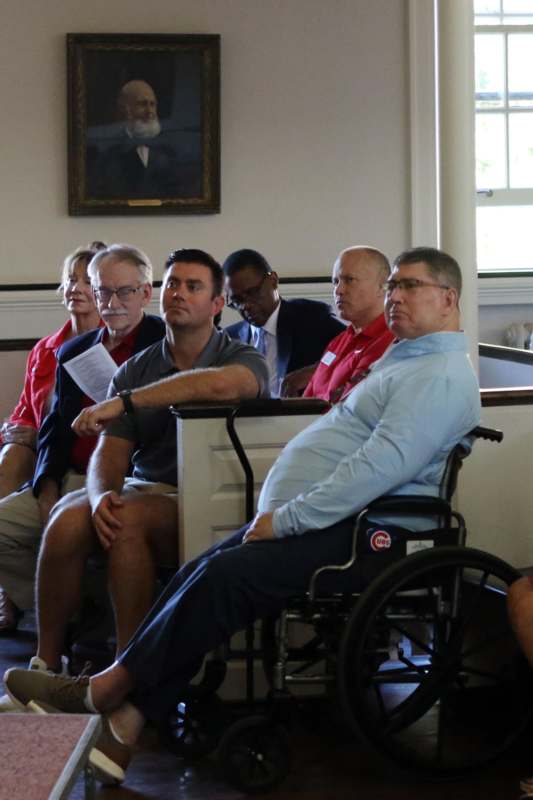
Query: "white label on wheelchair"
406 539 434 555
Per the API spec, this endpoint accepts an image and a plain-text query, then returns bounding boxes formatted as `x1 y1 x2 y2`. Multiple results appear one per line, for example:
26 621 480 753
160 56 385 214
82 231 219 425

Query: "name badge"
321 351 336 366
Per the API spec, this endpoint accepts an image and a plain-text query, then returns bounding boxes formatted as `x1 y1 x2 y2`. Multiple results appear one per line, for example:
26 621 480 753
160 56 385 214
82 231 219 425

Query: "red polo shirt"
7 320 75 435
303 314 394 403
70 324 140 473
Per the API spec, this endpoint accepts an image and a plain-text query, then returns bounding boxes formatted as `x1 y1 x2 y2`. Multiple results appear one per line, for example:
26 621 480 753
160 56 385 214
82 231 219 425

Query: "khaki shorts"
52 475 177 515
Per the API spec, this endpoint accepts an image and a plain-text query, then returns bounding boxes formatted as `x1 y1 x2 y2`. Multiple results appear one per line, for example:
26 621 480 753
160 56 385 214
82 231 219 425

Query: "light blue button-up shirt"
257 332 481 537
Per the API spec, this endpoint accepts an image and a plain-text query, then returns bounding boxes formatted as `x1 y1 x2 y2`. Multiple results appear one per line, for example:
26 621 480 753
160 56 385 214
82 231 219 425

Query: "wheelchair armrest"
364 494 451 517
307 495 456 601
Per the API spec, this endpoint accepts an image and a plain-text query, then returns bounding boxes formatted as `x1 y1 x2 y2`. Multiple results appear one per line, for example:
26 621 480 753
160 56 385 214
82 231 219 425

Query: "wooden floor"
0 618 530 800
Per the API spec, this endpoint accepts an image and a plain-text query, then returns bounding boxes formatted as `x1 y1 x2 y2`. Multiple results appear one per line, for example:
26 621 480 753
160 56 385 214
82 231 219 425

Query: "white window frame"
475 7 533 281
476 24 533 206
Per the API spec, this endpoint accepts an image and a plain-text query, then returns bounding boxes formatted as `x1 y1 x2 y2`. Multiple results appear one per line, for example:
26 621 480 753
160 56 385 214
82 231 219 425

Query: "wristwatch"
117 389 135 415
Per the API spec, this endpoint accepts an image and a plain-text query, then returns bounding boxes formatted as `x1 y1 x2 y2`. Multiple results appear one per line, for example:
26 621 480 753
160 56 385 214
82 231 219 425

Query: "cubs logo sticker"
370 530 392 551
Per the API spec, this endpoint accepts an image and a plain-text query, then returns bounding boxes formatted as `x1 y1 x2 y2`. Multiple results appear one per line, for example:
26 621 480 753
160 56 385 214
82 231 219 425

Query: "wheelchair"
161 400 532 793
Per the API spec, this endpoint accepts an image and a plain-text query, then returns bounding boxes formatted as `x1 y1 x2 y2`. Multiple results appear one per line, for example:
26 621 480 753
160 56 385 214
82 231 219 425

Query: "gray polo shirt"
105 329 269 485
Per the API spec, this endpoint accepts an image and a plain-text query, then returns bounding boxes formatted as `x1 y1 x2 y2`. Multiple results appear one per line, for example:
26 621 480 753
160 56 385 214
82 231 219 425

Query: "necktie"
255 327 267 356
256 329 279 395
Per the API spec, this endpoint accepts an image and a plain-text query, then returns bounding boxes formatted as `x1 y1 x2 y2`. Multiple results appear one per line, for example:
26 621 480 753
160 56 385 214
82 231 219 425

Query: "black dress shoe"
0 589 21 633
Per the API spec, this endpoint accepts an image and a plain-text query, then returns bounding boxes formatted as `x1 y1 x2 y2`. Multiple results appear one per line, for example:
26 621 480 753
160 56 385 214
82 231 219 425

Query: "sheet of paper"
63 343 118 403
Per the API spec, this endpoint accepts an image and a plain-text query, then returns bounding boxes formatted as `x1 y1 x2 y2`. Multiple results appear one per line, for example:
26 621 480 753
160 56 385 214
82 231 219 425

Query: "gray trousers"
0 471 86 609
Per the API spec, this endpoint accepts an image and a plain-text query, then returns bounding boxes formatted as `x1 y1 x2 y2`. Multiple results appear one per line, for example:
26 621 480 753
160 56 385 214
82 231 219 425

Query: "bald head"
117 80 161 140
332 246 390 329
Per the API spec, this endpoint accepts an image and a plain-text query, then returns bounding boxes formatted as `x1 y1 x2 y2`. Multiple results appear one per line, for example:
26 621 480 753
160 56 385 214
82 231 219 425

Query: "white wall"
479 304 533 345
0 0 410 291
458 403 533 568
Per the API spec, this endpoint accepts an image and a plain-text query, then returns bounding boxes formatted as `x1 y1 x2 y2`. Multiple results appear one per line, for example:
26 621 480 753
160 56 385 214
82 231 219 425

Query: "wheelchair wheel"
159 658 228 760
338 546 533 777
159 694 225 760
217 715 291 793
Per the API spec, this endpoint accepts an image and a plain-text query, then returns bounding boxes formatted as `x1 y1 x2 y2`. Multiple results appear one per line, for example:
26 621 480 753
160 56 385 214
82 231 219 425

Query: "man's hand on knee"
243 512 276 543
92 491 124 550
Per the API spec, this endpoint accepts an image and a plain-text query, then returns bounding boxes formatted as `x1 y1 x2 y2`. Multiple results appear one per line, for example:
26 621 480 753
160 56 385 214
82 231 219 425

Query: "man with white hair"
118 80 161 143
32 244 164 520
90 80 201 199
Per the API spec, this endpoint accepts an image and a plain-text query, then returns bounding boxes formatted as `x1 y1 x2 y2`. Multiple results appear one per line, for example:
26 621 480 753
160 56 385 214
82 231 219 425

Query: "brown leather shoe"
0 589 20 633
27 702 130 785
90 716 131 784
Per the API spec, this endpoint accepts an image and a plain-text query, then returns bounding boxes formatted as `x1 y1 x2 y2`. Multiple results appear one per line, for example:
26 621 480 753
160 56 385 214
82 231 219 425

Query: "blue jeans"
120 518 358 722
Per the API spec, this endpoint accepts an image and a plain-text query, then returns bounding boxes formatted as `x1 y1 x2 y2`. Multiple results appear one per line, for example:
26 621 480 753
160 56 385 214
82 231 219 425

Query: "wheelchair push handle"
470 425 503 443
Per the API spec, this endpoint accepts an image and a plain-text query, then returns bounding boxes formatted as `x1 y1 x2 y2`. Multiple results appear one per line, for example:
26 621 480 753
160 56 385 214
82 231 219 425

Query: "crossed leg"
3 519 357 779
36 485 179 670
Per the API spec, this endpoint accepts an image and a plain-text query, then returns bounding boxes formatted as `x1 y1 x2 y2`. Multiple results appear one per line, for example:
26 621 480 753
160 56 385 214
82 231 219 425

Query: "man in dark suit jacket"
0 244 164 643
223 249 344 395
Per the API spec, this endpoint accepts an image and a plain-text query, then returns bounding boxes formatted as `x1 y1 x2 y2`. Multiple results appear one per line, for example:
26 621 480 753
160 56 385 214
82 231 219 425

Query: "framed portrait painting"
67 33 220 215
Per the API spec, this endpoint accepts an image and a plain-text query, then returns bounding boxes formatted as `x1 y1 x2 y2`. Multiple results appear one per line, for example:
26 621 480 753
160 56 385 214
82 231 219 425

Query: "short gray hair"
393 247 462 297
87 244 153 285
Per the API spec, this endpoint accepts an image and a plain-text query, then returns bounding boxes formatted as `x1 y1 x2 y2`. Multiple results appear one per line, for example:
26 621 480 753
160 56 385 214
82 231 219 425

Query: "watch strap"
117 390 135 415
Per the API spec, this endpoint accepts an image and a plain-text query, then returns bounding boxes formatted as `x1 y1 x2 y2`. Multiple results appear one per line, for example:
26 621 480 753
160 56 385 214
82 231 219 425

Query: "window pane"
477 206 533 270
509 113 533 186
474 0 501 24
475 0 501 12
476 113 507 188
508 34 533 108
475 0 533 22
475 34 505 109
503 0 533 13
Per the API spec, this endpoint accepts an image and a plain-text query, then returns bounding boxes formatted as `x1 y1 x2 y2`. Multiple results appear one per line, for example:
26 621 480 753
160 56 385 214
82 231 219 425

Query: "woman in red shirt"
0 243 104 496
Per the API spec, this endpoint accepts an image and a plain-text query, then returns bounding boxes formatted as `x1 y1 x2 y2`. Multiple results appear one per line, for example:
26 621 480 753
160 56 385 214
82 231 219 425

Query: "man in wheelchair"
4 246 481 784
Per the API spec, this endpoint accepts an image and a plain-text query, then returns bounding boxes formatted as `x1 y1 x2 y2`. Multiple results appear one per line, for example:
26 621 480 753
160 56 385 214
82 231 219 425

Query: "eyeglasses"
226 273 271 310
93 285 143 303
384 279 450 294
